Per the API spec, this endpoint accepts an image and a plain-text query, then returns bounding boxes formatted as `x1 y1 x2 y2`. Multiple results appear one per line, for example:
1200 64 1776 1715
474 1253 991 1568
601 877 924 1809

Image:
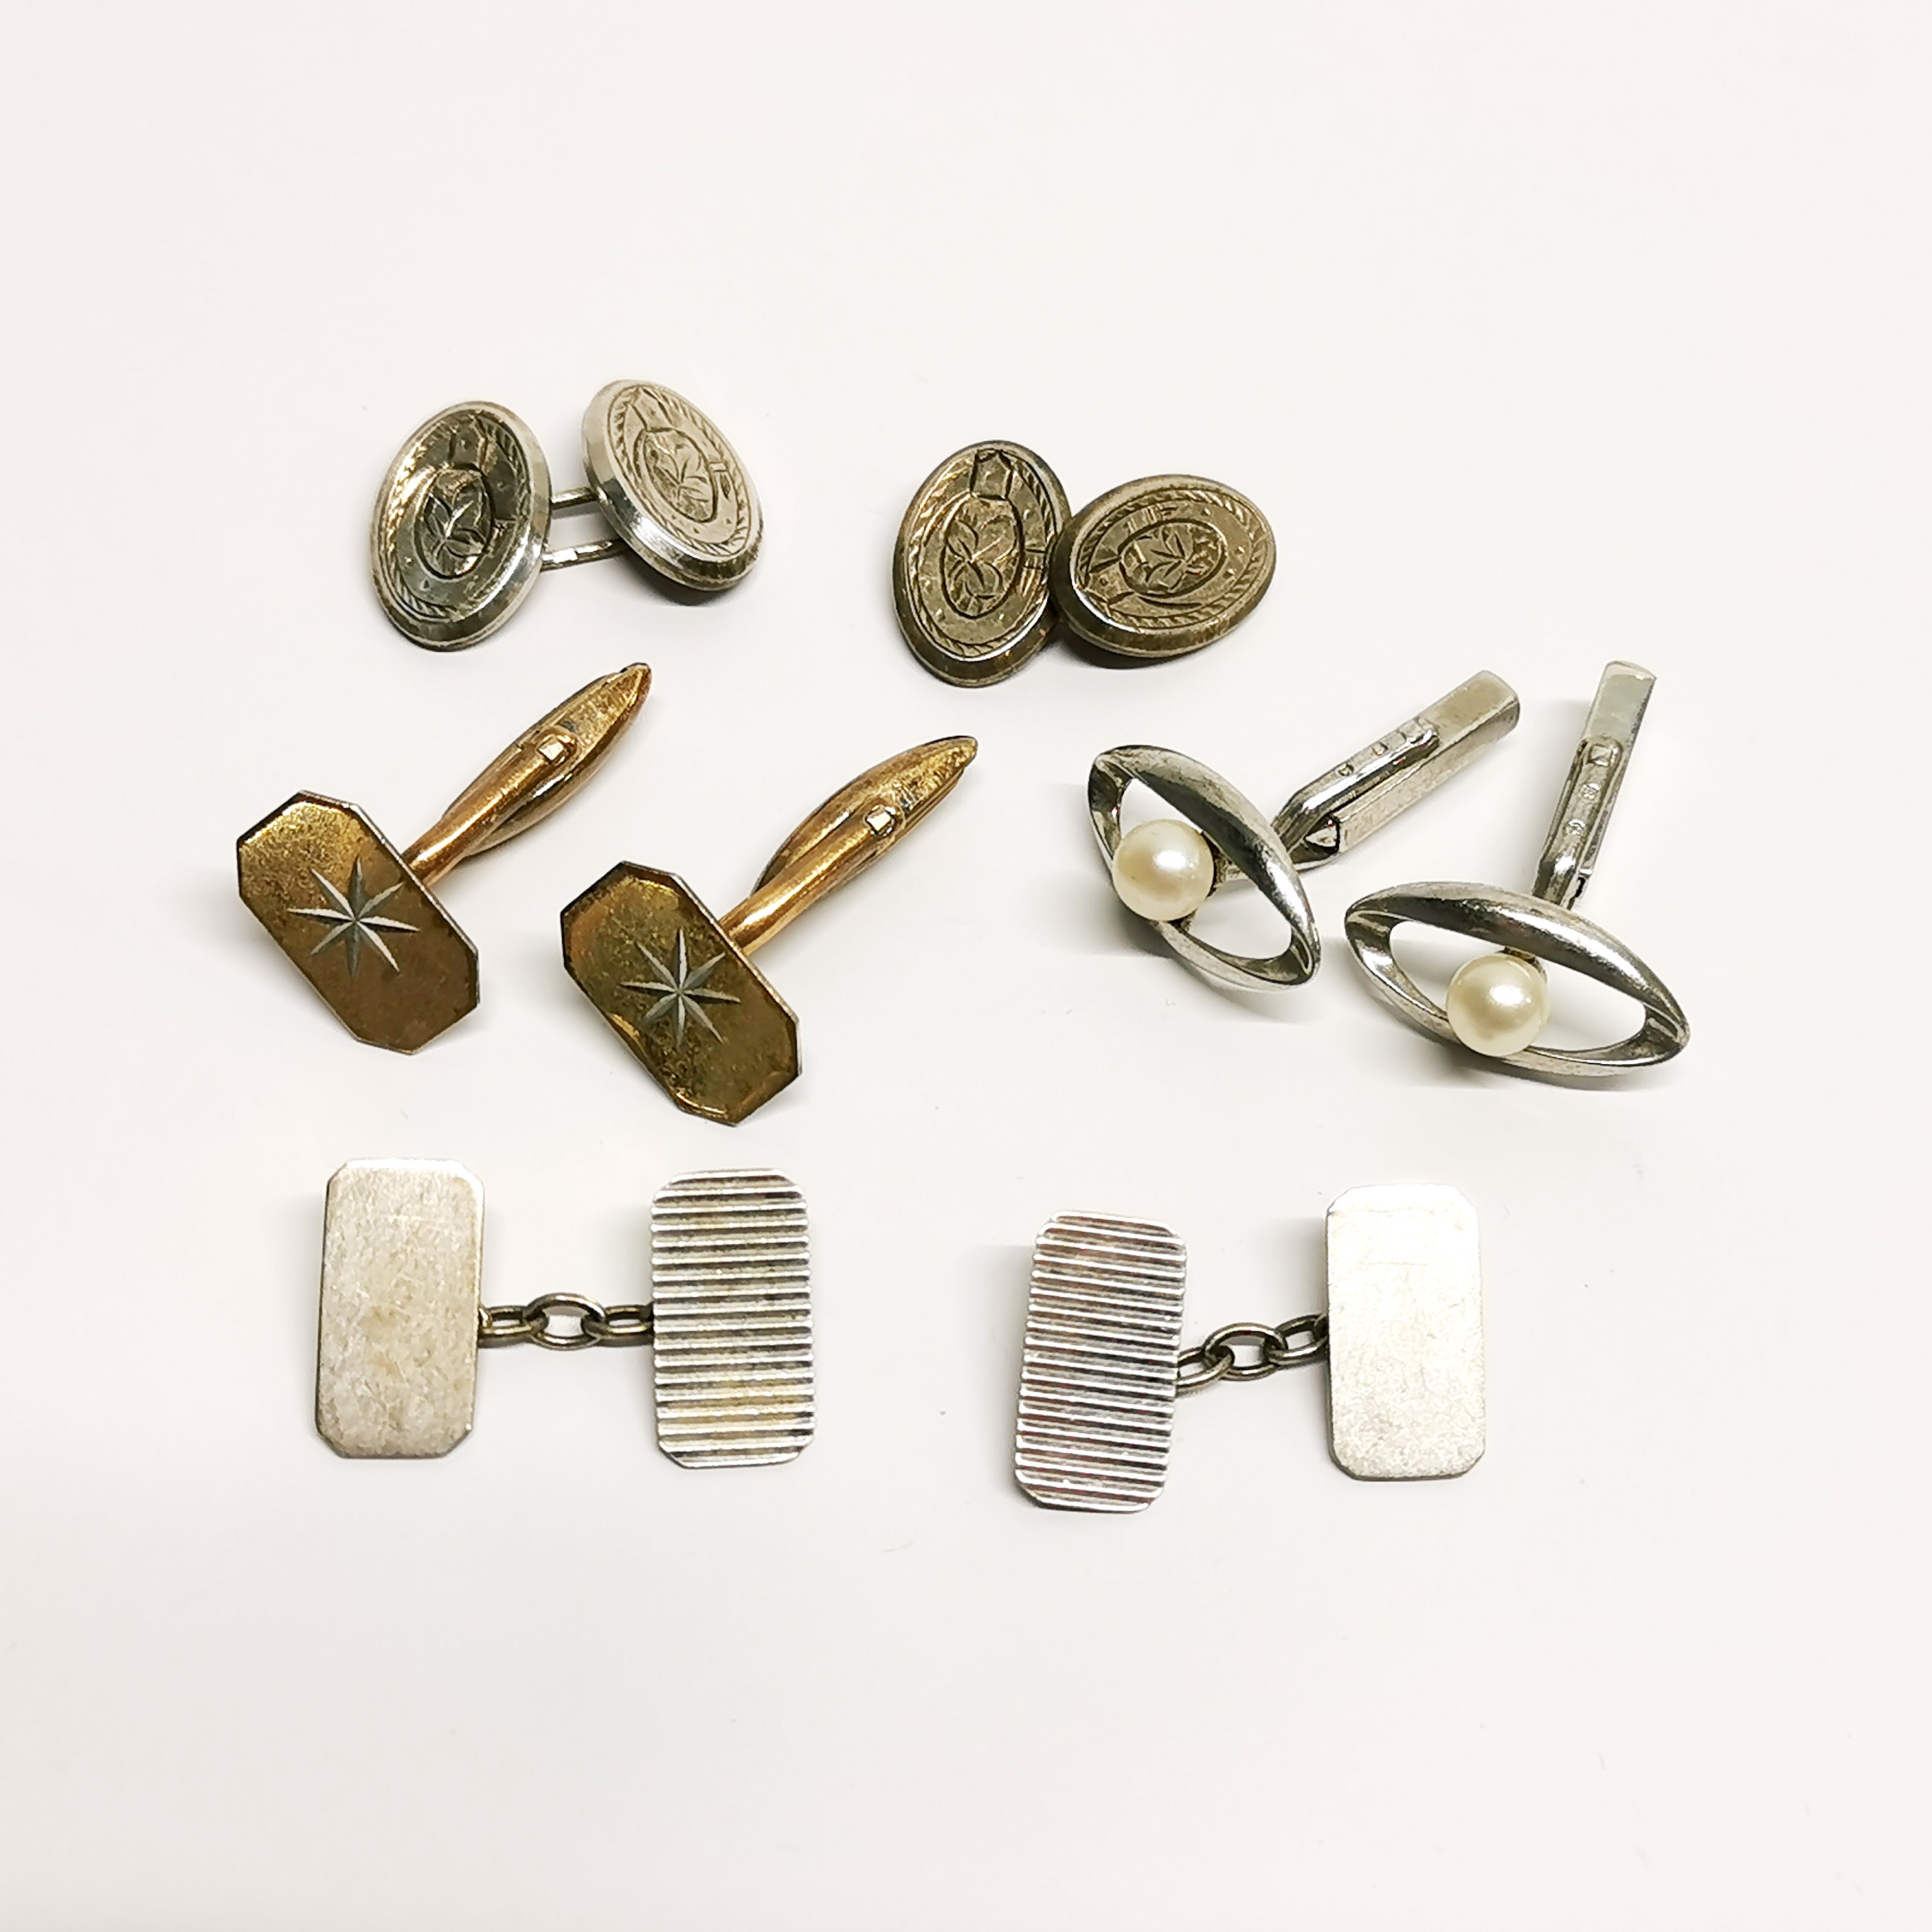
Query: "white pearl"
1111 818 1215 922
1445 952 1551 1057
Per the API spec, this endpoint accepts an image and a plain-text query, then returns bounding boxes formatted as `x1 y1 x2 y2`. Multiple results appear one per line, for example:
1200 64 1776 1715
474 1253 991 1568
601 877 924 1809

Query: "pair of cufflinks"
372 381 760 650
237 666 974 1123
1094 662 1690 1077
316 1159 1484 1516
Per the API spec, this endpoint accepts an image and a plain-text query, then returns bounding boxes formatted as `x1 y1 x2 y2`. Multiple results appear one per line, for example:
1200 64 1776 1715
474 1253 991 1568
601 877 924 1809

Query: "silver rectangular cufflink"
1014 1185 1484 1511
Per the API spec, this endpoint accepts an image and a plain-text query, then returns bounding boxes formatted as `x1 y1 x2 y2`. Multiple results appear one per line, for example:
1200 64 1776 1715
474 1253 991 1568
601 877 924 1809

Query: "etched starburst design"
290 858 417 975
624 929 739 1043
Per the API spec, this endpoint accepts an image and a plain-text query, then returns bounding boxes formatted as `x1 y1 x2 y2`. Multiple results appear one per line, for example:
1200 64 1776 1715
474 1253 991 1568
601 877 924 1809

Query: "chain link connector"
478 1294 655 1351
1176 1313 1329 1396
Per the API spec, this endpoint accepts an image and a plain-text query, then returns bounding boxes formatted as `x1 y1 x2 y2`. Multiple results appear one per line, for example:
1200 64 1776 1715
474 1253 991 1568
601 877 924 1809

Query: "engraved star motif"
290 858 418 976
624 929 739 1043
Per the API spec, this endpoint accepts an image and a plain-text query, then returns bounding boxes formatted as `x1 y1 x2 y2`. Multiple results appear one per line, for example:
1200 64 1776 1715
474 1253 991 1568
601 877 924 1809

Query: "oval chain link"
478 1294 655 1351
1176 1312 1328 1395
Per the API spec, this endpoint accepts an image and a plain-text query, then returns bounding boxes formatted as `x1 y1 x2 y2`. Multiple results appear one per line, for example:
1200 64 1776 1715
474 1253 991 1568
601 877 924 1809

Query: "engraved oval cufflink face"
374 385 760 649
1051 475 1275 660
581 380 762 590
238 666 649 1051
372 402 551 650
1344 662 1690 1077
893 441 1070 686
1089 674 1520 995
315 1162 812 1467
1013 1187 1484 1511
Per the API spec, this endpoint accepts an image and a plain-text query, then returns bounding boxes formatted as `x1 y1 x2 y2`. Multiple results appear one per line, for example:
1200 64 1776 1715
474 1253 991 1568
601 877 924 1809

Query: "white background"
1 4 1926 1925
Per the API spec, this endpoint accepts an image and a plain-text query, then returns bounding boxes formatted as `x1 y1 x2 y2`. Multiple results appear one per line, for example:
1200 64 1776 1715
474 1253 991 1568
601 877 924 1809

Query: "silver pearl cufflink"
1015 1186 1484 1513
316 1162 811 1467
372 381 761 650
1089 671 1520 990
1344 661 1690 1075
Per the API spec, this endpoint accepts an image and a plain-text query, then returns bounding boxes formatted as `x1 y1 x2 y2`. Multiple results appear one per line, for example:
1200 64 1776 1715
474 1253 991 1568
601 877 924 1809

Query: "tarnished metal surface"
893 441 1069 685
1325 1186 1483 1481
1015 1215 1188 1513
651 1171 812 1468
371 402 550 649
316 1159 482 1458
1051 475 1274 659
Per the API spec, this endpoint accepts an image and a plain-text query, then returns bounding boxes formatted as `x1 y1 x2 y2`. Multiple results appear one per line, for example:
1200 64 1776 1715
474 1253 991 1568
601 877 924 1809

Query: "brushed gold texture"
562 737 976 1122
239 664 650 1053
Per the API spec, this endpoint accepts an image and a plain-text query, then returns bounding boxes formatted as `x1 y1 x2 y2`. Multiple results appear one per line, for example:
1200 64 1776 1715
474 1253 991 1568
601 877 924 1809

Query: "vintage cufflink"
893 445 1272 684
238 664 648 1051
561 736 976 1123
316 1161 811 1467
1344 661 1689 1075
372 382 761 650
1014 1186 1483 1513
1088 671 1519 991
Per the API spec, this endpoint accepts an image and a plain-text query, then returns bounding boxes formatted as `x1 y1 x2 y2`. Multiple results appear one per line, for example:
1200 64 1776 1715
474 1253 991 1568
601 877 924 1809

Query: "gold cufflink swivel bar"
239 664 650 1052
372 383 761 650
1015 1187 1484 1514
562 736 977 1124
316 1161 811 1467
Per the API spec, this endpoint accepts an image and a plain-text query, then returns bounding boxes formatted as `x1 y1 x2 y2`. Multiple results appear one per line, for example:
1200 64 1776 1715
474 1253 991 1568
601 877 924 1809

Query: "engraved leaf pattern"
1119 519 1224 599
939 497 1022 618
644 429 719 524
415 470 491 579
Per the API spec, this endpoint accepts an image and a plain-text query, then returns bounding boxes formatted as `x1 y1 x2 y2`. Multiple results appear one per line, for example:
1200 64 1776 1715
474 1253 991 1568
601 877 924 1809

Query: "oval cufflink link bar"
1015 1186 1484 1514
1087 671 1520 991
1344 661 1689 1077
317 1162 811 1468
372 381 762 650
237 665 650 1051
561 737 978 1124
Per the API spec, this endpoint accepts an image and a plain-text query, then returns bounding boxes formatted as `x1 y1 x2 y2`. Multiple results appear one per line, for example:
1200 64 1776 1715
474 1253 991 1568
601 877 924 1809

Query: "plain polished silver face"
370 402 551 650
581 380 761 590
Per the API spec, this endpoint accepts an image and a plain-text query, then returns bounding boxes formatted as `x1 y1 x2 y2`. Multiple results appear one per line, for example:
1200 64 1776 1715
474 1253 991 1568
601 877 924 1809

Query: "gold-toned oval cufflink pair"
893 441 1275 685
237 669 975 1120
1016 1186 1484 1513
373 381 761 650
318 1161 811 1467
1091 662 1689 1078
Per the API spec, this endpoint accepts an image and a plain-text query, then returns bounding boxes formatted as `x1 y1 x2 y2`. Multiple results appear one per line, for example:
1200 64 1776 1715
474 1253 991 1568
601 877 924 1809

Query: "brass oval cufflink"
561 737 977 1123
238 665 649 1051
1344 662 1689 1076
893 443 1274 685
1015 1186 1484 1513
317 1161 811 1467
1088 672 1519 991
373 382 761 650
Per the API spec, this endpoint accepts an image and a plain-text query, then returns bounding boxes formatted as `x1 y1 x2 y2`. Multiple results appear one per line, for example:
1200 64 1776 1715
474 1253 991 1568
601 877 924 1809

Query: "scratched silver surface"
1015 1215 1188 1513
1325 1185 1483 1480
651 1170 812 1468
316 1159 482 1458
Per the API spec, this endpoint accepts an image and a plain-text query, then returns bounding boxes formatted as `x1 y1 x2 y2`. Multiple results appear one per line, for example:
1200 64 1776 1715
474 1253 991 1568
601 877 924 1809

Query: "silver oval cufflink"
1343 661 1689 1077
371 381 761 650
316 1162 811 1467
1087 671 1520 991
1014 1186 1484 1513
